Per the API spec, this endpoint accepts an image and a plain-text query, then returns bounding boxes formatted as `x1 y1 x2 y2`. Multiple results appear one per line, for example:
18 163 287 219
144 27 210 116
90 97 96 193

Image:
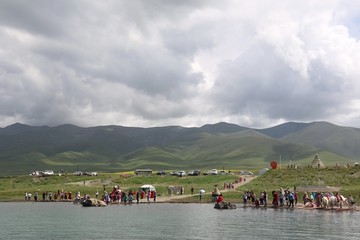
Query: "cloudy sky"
0 0 360 129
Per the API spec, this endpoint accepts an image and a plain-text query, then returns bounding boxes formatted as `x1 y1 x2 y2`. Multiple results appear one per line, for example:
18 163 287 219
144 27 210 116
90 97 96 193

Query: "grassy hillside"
166 167 360 203
237 167 360 198
281 122 360 159
1 121 360 175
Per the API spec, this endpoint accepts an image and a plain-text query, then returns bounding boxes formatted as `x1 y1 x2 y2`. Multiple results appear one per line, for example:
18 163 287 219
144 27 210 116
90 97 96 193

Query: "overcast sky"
0 0 360 129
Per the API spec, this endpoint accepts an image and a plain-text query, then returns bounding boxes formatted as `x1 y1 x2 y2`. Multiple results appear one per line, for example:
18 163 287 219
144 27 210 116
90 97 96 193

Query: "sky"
0 0 360 129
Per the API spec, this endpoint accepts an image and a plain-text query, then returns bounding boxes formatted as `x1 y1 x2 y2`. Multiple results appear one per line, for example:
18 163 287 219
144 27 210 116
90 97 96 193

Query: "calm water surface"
0 202 359 239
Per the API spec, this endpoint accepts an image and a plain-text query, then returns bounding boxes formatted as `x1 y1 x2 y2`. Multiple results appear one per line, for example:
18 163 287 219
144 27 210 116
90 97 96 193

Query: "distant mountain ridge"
0 121 358 175
257 122 310 138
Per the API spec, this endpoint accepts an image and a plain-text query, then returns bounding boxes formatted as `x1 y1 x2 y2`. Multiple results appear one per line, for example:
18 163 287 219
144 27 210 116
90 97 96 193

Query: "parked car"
30 171 45 176
156 171 167 175
218 170 229 175
73 171 83 176
44 170 54 176
240 171 253 175
209 169 218 175
178 171 186 177
170 171 179 176
188 170 201 176
82 171 98 176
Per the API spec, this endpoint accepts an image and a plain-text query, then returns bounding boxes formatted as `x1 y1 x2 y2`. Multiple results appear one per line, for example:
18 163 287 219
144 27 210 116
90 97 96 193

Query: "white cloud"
0 0 360 129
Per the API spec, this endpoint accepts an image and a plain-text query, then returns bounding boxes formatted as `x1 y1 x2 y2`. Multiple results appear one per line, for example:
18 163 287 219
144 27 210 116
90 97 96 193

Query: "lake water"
0 202 359 239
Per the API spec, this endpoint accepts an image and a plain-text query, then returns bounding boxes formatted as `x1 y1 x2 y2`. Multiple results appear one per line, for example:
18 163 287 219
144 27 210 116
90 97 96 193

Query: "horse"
328 195 347 209
321 196 329 208
321 194 348 209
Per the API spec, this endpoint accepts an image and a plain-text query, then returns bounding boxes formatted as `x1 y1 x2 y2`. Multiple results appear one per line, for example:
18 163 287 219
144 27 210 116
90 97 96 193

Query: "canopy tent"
139 184 156 191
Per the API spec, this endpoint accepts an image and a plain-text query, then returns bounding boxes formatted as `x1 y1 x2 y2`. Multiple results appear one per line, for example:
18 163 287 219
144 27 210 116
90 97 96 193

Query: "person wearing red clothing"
272 191 279 207
216 194 224 203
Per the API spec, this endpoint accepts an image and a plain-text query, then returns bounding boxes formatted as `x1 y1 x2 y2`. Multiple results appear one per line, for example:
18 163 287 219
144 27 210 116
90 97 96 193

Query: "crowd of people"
240 188 356 209
72 185 157 205
23 185 356 210
24 183 160 205
24 190 73 202
271 188 297 208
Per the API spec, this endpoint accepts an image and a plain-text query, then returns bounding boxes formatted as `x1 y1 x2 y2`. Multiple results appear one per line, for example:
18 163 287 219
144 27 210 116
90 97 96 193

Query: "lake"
0 202 359 239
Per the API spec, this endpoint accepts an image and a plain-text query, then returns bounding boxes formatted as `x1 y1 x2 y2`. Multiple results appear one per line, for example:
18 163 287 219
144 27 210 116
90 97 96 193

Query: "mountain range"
0 121 359 175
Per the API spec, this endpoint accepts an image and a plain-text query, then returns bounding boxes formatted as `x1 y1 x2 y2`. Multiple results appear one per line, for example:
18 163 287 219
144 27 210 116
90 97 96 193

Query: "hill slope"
0 121 359 175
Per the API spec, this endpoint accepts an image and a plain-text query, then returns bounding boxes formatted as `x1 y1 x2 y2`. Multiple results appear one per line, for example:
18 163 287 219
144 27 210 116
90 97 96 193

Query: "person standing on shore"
243 192 247 206
289 192 295 208
264 190 268 207
348 194 355 207
216 194 224 204
272 191 279 207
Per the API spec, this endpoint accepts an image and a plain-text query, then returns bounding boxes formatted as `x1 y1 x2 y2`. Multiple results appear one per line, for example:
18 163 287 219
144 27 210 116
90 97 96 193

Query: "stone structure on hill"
311 154 326 168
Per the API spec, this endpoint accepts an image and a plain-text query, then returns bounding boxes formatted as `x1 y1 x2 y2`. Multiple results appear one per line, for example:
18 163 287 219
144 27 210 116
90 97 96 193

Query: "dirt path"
155 175 257 203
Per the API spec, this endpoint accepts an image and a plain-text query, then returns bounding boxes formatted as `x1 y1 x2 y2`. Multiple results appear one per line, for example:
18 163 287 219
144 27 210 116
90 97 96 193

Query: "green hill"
0 121 359 175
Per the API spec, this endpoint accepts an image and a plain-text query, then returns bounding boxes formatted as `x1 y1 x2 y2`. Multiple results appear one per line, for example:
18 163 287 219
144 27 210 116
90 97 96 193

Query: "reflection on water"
0 202 359 239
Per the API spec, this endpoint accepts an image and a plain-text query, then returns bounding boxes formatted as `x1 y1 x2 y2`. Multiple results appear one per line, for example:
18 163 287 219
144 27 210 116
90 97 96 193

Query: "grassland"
2 166 360 203
0 172 240 202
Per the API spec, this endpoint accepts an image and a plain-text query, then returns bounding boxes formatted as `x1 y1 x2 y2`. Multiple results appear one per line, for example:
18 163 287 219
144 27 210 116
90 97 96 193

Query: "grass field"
0 172 240 201
1 167 360 203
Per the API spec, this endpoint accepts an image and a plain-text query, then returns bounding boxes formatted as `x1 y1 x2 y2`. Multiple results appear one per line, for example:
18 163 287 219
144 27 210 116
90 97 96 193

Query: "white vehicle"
73 171 83 176
30 171 44 176
177 171 186 177
210 169 218 175
44 170 54 176
240 171 253 175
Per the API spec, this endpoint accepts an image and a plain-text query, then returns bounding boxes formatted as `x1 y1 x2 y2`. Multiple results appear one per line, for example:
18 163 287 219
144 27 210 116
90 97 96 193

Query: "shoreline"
3 199 360 211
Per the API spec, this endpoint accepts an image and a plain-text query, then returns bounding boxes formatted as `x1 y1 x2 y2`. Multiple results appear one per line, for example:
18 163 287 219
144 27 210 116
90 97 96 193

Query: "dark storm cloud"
0 0 77 38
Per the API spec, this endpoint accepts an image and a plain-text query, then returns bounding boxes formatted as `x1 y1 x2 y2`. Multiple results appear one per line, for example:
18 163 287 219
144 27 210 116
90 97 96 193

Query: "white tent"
139 184 156 191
